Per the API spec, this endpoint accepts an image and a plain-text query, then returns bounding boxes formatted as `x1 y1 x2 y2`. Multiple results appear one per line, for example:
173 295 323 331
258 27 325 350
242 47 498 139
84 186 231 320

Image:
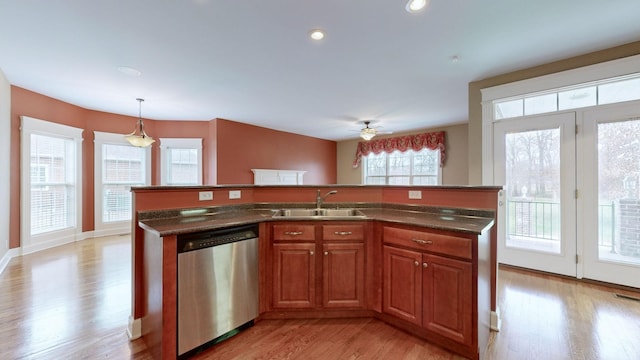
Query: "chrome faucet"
316 189 337 209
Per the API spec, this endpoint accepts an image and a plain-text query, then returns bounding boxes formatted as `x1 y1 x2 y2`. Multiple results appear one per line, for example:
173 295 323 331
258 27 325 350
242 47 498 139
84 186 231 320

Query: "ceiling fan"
359 121 391 141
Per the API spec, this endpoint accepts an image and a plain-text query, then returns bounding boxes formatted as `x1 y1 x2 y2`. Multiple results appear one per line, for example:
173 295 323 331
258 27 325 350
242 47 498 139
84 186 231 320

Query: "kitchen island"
130 185 501 359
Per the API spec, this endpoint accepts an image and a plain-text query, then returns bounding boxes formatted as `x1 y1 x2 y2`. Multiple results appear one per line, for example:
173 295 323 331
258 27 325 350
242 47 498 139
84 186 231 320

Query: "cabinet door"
383 245 422 325
422 254 472 346
322 243 365 308
272 243 316 308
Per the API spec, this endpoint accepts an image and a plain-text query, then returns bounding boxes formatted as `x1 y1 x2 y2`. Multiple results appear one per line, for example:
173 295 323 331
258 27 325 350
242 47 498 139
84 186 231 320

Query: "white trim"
0 247 20 275
94 131 151 233
251 169 306 185
159 138 203 185
128 316 142 340
20 116 84 254
490 309 502 332
481 54 640 102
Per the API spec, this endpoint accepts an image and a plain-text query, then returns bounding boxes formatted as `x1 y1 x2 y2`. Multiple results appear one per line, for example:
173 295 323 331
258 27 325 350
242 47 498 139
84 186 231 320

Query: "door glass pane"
505 128 561 253
495 99 523 119
598 77 640 105
525 93 557 116
558 87 596 110
597 119 640 265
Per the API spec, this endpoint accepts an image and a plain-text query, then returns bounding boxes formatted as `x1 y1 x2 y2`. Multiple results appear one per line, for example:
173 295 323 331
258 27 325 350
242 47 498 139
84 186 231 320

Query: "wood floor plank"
1 235 639 359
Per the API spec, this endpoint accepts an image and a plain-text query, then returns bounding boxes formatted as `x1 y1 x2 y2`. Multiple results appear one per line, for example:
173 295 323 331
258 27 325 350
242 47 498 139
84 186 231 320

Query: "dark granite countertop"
138 203 495 237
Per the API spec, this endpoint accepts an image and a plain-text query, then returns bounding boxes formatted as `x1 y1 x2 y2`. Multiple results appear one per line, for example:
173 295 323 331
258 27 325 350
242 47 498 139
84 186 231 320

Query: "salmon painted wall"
215 119 337 185
8 88 338 249
9 87 214 248
10 87 89 248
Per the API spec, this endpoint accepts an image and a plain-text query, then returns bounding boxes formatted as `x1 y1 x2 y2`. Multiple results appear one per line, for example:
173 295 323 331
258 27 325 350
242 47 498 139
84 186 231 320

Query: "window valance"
353 131 446 168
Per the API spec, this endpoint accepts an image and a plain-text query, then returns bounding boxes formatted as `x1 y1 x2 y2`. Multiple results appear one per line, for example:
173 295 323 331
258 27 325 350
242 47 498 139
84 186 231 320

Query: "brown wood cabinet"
271 222 365 310
323 242 365 308
272 242 316 308
382 224 479 359
423 253 472 346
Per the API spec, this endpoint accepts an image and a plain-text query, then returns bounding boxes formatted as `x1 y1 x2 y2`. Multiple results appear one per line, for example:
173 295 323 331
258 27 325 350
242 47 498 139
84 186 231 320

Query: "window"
494 73 640 120
94 131 151 234
160 138 203 185
21 116 83 252
363 148 441 185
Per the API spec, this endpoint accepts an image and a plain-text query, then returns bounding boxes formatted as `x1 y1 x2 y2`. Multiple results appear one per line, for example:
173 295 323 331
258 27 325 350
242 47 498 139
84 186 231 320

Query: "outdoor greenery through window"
494 74 640 120
363 148 440 185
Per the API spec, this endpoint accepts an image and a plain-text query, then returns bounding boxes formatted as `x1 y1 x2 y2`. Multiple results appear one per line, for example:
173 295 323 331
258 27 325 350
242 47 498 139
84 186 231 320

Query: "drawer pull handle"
411 239 433 245
284 231 303 236
414 260 420 267
334 231 353 236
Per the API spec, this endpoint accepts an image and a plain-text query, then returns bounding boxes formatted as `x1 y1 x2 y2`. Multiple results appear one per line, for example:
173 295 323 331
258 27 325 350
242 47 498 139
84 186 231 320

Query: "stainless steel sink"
272 208 366 218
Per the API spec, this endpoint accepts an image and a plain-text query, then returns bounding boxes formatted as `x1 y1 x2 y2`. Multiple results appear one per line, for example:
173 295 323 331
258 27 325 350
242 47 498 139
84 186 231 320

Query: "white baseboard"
0 247 20 275
127 315 142 340
1 229 131 275
490 308 502 331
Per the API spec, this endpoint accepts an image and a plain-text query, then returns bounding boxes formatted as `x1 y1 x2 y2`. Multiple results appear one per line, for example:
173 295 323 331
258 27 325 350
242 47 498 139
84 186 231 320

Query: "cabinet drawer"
272 224 316 241
322 224 364 241
383 227 471 259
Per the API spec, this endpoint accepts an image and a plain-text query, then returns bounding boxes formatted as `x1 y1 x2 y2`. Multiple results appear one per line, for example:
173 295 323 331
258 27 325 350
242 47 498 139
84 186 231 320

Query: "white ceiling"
1 0 639 141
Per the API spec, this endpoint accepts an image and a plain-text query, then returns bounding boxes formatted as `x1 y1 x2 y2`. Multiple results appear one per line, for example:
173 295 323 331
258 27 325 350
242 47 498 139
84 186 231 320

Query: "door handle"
411 239 433 245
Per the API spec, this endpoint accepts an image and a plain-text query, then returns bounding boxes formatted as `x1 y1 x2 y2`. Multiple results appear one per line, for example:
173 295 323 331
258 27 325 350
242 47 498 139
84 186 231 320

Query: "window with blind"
159 138 203 185
29 134 77 234
21 116 83 252
363 148 441 185
94 131 151 234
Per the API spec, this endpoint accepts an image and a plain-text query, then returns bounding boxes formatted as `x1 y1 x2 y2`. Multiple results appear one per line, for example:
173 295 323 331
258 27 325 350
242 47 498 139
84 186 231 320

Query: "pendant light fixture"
125 98 155 147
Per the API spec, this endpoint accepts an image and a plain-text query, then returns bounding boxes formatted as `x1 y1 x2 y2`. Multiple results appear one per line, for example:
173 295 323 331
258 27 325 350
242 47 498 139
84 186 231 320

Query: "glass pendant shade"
125 98 155 147
360 126 377 141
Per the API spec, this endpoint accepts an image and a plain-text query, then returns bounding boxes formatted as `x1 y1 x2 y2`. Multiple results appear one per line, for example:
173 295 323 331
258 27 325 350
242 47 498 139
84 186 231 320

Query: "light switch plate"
198 191 213 201
408 190 422 199
229 190 241 199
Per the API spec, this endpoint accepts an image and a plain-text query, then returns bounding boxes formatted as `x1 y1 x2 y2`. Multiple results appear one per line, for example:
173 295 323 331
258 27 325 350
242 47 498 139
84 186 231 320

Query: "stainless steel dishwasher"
177 223 259 358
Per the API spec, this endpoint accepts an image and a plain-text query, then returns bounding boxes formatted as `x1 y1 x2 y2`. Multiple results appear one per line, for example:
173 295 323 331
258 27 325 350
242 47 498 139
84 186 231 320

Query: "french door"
494 112 577 276
582 102 640 288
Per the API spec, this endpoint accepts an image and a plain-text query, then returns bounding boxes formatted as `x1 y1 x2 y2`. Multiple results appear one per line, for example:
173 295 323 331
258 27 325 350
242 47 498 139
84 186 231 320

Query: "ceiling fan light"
360 127 376 141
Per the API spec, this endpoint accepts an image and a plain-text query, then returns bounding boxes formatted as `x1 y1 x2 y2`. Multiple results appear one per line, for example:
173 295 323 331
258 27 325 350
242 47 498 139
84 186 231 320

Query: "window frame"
159 138 203 186
20 116 83 254
94 131 151 236
362 148 442 185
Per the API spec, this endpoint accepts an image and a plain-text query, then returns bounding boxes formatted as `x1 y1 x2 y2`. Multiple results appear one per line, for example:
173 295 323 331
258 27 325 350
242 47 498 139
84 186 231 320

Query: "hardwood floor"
1 235 639 359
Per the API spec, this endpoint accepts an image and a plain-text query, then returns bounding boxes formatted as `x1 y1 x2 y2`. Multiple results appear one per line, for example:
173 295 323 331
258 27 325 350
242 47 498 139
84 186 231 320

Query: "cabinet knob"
423 262 428 268
310 251 314 255
324 251 329 256
414 260 420 267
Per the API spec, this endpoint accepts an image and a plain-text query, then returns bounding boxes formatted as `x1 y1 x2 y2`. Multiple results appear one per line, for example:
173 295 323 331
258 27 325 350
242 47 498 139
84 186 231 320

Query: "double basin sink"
272 208 366 219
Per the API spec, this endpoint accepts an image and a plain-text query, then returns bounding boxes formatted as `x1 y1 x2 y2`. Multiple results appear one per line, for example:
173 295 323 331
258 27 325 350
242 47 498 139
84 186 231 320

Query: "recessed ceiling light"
406 0 429 13
309 29 325 41
117 66 142 77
